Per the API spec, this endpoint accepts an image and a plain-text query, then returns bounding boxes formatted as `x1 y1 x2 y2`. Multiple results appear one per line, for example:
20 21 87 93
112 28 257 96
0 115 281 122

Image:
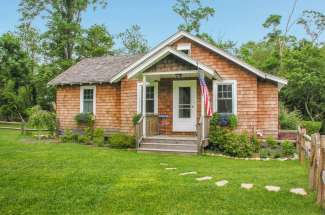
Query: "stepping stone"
160 163 168 166
165 167 177 170
265 185 280 192
215 180 229 187
179 171 197 176
290 188 307 196
241 183 254 190
196 176 213 181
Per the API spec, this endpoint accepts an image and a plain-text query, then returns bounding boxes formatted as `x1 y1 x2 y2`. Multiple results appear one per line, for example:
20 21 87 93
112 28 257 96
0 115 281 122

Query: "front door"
173 80 197 132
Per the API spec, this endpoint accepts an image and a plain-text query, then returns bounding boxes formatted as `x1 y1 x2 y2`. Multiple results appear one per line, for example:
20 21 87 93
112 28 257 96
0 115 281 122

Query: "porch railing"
135 115 159 149
197 116 210 153
135 116 144 149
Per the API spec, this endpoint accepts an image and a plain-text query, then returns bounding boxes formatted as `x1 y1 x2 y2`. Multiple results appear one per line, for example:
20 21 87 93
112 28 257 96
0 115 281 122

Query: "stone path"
241 183 253 190
265 185 281 192
215 180 228 187
196 176 213 181
179 171 197 176
160 163 307 196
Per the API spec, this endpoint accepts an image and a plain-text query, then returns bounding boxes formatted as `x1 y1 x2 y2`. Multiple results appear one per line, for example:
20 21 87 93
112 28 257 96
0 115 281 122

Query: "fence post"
299 128 306 165
21 122 25 135
317 135 325 206
309 134 318 190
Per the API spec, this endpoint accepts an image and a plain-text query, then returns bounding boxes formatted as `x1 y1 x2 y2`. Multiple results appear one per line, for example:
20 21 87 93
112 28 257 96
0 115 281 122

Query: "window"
137 82 158 114
177 43 191 55
213 80 237 115
178 87 191 118
80 86 96 114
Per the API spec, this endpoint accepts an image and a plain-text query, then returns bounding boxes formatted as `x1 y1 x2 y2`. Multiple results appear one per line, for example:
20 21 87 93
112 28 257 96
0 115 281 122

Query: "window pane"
179 108 190 118
84 89 93 100
146 86 154 99
146 99 154 113
83 89 93 113
217 99 232 113
179 87 190 105
83 101 93 113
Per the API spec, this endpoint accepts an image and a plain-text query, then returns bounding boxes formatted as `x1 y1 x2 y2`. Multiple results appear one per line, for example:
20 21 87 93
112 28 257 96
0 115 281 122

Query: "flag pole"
198 62 205 138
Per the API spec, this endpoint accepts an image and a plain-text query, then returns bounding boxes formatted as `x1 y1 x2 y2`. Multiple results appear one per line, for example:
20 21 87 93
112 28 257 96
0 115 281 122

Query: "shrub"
251 135 260 153
75 113 94 127
27 106 57 135
301 121 322 135
208 125 229 151
281 140 295 157
228 114 238 129
93 128 105 147
260 148 271 158
109 133 135 148
266 136 277 149
210 112 220 127
321 120 325 135
60 129 74 143
132 113 142 125
279 104 302 130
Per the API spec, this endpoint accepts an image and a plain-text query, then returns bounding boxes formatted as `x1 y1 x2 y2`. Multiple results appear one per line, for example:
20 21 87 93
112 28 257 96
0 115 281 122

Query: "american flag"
199 77 212 117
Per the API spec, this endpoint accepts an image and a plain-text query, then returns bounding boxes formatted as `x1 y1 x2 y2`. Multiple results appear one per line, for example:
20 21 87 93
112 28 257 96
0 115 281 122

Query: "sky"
0 0 325 48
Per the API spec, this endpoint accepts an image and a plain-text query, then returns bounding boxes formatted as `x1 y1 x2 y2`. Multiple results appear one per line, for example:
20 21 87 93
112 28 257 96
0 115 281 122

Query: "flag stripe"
199 77 212 117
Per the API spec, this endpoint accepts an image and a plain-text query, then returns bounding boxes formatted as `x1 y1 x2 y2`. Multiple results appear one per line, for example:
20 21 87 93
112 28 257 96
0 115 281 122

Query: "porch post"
200 71 205 138
142 75 147 137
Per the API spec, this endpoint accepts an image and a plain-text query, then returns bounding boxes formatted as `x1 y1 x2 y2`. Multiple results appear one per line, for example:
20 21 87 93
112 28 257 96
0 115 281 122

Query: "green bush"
60 129 74 143
27 106 57 135
75 113 94 126
210 112 220 127
281 140 295 157
279 104 302 130
260 148 271 158
109 133 135 148
208 125 229 151
93 128 105 147
266 136 277 149
132 113 142 125
321 120 325 135
227 114 238 129
301 121 322 135
251 135 260 153
77 128 92 144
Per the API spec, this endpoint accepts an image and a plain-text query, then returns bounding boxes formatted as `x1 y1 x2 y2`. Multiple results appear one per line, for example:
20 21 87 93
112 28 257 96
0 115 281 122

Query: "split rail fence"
297 127 325 208
0 121 49 134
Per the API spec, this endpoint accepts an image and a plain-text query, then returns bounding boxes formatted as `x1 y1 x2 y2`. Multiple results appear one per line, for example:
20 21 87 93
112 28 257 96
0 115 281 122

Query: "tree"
297 10 325 44
198 33 236 54
173 0 215 34
19 0 108 61
0 33 34 121
118 25 149 54
76 24 114 58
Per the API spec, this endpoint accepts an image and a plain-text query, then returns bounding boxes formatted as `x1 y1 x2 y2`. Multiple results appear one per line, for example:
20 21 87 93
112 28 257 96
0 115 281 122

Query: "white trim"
136 81 158 114
111 31 287 85
172 80 197 132
127 47 220 80
142 76 146 137
213 80 237 115
80 85 96 114
144 70 198 76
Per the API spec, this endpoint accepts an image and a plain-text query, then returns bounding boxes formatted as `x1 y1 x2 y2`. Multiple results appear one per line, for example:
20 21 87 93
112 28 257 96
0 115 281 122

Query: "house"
49 31 287 154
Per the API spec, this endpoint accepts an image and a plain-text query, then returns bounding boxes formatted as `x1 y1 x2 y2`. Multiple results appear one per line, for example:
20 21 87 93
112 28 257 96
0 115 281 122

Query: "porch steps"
138 136 198 154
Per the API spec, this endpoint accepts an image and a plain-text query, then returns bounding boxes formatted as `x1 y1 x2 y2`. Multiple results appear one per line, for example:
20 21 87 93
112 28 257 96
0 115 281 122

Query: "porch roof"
127 47 221 80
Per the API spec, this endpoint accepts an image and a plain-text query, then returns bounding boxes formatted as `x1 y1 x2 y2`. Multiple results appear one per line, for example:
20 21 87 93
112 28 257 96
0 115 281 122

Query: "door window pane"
83 89 93 113
179 87 191 118
146 86 154 113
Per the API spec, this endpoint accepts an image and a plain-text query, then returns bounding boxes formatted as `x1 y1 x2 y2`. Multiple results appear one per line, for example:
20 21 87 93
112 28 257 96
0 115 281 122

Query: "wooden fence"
297 127 325 208
0 121 49 134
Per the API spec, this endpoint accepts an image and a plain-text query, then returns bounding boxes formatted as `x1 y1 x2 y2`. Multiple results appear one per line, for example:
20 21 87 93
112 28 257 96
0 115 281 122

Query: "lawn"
0 130 321 215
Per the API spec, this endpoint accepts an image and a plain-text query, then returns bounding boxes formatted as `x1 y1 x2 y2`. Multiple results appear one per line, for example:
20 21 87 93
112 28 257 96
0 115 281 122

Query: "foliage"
93 128 104 147
198 33 237 54
297 10 325 43
117 25 149 54
60 129 74 143
172 0 215 34
78 128 92 145
251 135 261 153
27 106 56 134
321 120 325 135
132 113 142 125
76 24 114 58
74 113 94 127
266 136 277 149
279 103 302 130
301 121 322 135
281 140 295 157
210 112 220 127
227 114 238 129
109 133 135 149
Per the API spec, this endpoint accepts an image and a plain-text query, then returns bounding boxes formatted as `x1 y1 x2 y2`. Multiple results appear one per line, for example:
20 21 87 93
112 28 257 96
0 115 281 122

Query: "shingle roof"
48 54 144 86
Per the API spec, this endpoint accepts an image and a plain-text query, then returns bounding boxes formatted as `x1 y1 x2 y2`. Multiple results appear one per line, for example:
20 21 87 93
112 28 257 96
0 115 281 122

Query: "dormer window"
177 43 191 55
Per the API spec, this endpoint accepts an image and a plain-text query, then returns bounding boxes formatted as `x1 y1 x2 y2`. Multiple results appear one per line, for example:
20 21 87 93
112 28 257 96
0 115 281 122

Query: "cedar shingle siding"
55 35 280 138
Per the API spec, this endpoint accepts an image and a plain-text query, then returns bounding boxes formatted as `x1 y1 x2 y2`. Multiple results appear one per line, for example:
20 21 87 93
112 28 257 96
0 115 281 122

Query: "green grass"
0 130 321 215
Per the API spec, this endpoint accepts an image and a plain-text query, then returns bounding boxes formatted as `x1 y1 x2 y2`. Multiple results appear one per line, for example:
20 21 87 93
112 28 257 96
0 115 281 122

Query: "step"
141 142 197 151
143 136 198 144
138 147 198 155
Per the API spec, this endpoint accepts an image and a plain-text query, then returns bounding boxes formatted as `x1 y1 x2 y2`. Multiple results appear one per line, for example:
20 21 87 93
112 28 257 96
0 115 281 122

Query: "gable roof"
111 31 287 85
127 47 221 80
48 54 143 86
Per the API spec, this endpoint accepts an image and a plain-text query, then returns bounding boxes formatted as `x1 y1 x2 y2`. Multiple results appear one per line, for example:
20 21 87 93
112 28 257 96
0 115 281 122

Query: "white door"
173 80 197 132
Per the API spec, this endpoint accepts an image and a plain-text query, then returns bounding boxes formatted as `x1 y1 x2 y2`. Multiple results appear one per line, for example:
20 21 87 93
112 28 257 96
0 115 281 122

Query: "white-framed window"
80 86 96 114
213 80 237 115
177 43 191 55
137 82 158 114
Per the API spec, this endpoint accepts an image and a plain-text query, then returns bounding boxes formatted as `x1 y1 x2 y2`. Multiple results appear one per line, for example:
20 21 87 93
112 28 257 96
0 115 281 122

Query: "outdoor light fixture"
175 74 182 79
